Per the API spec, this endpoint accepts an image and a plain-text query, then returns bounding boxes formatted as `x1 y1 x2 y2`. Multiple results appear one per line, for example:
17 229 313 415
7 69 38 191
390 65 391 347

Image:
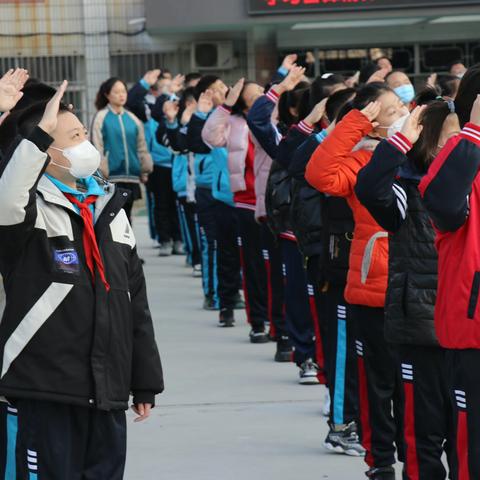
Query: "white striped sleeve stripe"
461 130 480 144
392 184 407 219
297 121 314 136
266 90 280 104
462 126 480 141
388 134 411 154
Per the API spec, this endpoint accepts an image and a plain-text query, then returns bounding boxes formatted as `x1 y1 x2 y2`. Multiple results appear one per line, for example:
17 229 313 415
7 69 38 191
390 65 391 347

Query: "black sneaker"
218 309 235 328
299 358 320 385
249 329 269 344
203 296 219 311
324 421 366 457
365 466 396 480
274 336 293 362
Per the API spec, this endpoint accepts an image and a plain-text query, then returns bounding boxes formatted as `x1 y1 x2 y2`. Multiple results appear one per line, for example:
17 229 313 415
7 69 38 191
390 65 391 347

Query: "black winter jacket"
0 128 164 410
355 134 439 346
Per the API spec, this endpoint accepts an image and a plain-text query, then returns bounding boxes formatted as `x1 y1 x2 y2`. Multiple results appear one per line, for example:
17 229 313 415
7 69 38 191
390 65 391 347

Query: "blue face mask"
394 84 415 104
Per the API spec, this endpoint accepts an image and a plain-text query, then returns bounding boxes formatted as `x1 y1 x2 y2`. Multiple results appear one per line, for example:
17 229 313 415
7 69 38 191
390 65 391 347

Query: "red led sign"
248 0 479 14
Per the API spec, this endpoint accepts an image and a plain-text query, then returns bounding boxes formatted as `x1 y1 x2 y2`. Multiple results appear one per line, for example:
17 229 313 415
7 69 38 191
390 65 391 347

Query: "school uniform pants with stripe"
319 280 359 426
393 344 455 480
195 187 219 304
177 196 201 267
0 403 15 479
353 305 404 469
445 348 480 480
14 399 126 480
214 201 241 311
260 224 288 340
281 239 316 366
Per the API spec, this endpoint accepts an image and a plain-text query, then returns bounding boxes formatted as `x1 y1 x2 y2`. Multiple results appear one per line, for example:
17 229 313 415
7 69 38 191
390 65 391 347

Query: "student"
248 66 327 384
127 69 184 256
163 90 202 276
419 65 480 478
0 81 164 479
385 71 416 109
289 87 364 456
306 83 409 479
187 76 243 313
91 77 153 223
356 100 460 479
202 77 290 353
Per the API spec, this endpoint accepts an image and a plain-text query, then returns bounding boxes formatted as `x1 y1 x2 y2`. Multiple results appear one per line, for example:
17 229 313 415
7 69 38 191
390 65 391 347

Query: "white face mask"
377 113 410 138
50 140 101 179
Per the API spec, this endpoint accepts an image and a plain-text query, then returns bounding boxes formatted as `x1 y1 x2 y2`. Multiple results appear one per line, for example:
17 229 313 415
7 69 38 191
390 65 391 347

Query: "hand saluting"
38 80 68 134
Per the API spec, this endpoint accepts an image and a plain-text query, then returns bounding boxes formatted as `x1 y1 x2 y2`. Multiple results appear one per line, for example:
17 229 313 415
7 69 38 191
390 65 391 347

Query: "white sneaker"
322 390 331 417
192 264 202 278
299 358 320 385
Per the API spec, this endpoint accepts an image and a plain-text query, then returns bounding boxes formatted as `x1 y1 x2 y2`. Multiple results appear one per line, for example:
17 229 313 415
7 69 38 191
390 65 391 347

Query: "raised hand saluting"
38 80 68 134
0 68 29 112
224 78 245 108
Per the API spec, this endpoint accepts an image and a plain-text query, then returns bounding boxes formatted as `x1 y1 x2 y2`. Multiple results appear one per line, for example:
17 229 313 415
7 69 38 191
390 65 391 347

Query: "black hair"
231 81 257 116
449 59 465 71
17 100 70 139
455 63 480 127
325 87 357 122
337 82 392 122
437 74 461 99
95 77 127 111
177 86 197 121
409 100 454 172
359 63 380 85
415 87 442 106
194 75 220 100
185 72 202 84
277 81 310 130
310 74 346 106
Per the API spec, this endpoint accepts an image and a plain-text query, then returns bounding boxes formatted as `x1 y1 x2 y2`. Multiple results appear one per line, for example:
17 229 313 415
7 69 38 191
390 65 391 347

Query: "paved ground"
124 218 402 480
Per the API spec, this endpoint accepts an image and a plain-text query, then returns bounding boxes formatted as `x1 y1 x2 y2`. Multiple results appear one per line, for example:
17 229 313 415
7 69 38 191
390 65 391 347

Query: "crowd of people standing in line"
0 50 478 479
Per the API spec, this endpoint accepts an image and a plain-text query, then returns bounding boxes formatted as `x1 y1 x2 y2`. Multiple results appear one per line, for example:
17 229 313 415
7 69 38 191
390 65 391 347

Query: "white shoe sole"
323 441 365 457
299 376 320 385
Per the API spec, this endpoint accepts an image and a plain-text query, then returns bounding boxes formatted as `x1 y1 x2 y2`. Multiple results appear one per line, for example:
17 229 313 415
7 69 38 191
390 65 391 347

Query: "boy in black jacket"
0 81 164 479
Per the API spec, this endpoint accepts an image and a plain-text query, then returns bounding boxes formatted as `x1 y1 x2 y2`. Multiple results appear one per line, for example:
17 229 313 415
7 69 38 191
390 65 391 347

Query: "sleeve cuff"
460 123 480 147
132 390 156 407
169 93 180 102
28 126 54 152
315 129 328 144
265 88 280 104
387 132 413 155
277 66 288 77
219 104 232 114
139 79 150 90
194 111 209 120
166 120 179 129
296 120 314 136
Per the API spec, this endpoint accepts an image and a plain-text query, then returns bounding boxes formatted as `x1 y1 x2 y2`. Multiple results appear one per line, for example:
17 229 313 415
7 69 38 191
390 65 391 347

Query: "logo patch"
53 248 80 275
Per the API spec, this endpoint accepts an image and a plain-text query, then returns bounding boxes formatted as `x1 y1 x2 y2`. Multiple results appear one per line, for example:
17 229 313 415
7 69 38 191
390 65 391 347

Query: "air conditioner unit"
191 41 235 70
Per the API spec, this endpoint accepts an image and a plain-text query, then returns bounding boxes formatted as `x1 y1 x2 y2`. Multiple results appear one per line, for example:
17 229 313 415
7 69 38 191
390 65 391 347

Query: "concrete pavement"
124 218 402 480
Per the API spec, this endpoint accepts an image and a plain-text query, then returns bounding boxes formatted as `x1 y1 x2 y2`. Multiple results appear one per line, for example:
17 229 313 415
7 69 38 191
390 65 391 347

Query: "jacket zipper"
117 113 130 177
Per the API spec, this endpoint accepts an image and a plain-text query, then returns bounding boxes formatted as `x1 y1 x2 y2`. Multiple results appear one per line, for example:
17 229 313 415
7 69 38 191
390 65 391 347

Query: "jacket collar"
37 175 116 219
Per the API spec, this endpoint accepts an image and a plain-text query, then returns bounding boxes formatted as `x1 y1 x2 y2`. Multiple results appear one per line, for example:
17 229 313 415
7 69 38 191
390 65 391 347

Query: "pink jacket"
202 105 273 218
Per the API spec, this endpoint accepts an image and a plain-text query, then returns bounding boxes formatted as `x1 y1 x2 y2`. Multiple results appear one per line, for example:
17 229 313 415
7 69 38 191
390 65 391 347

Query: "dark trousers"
195 188 218 302
0 403 15 479
281 238 316 365
393 344 455 480
320 280 359 426
261 225 288 339
178 197 201 267
147 165 180 244
215 202 241 311
14 399 126 480
306 255 328 382
353 305 404 469
445 348 480 479
236 208 268 330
